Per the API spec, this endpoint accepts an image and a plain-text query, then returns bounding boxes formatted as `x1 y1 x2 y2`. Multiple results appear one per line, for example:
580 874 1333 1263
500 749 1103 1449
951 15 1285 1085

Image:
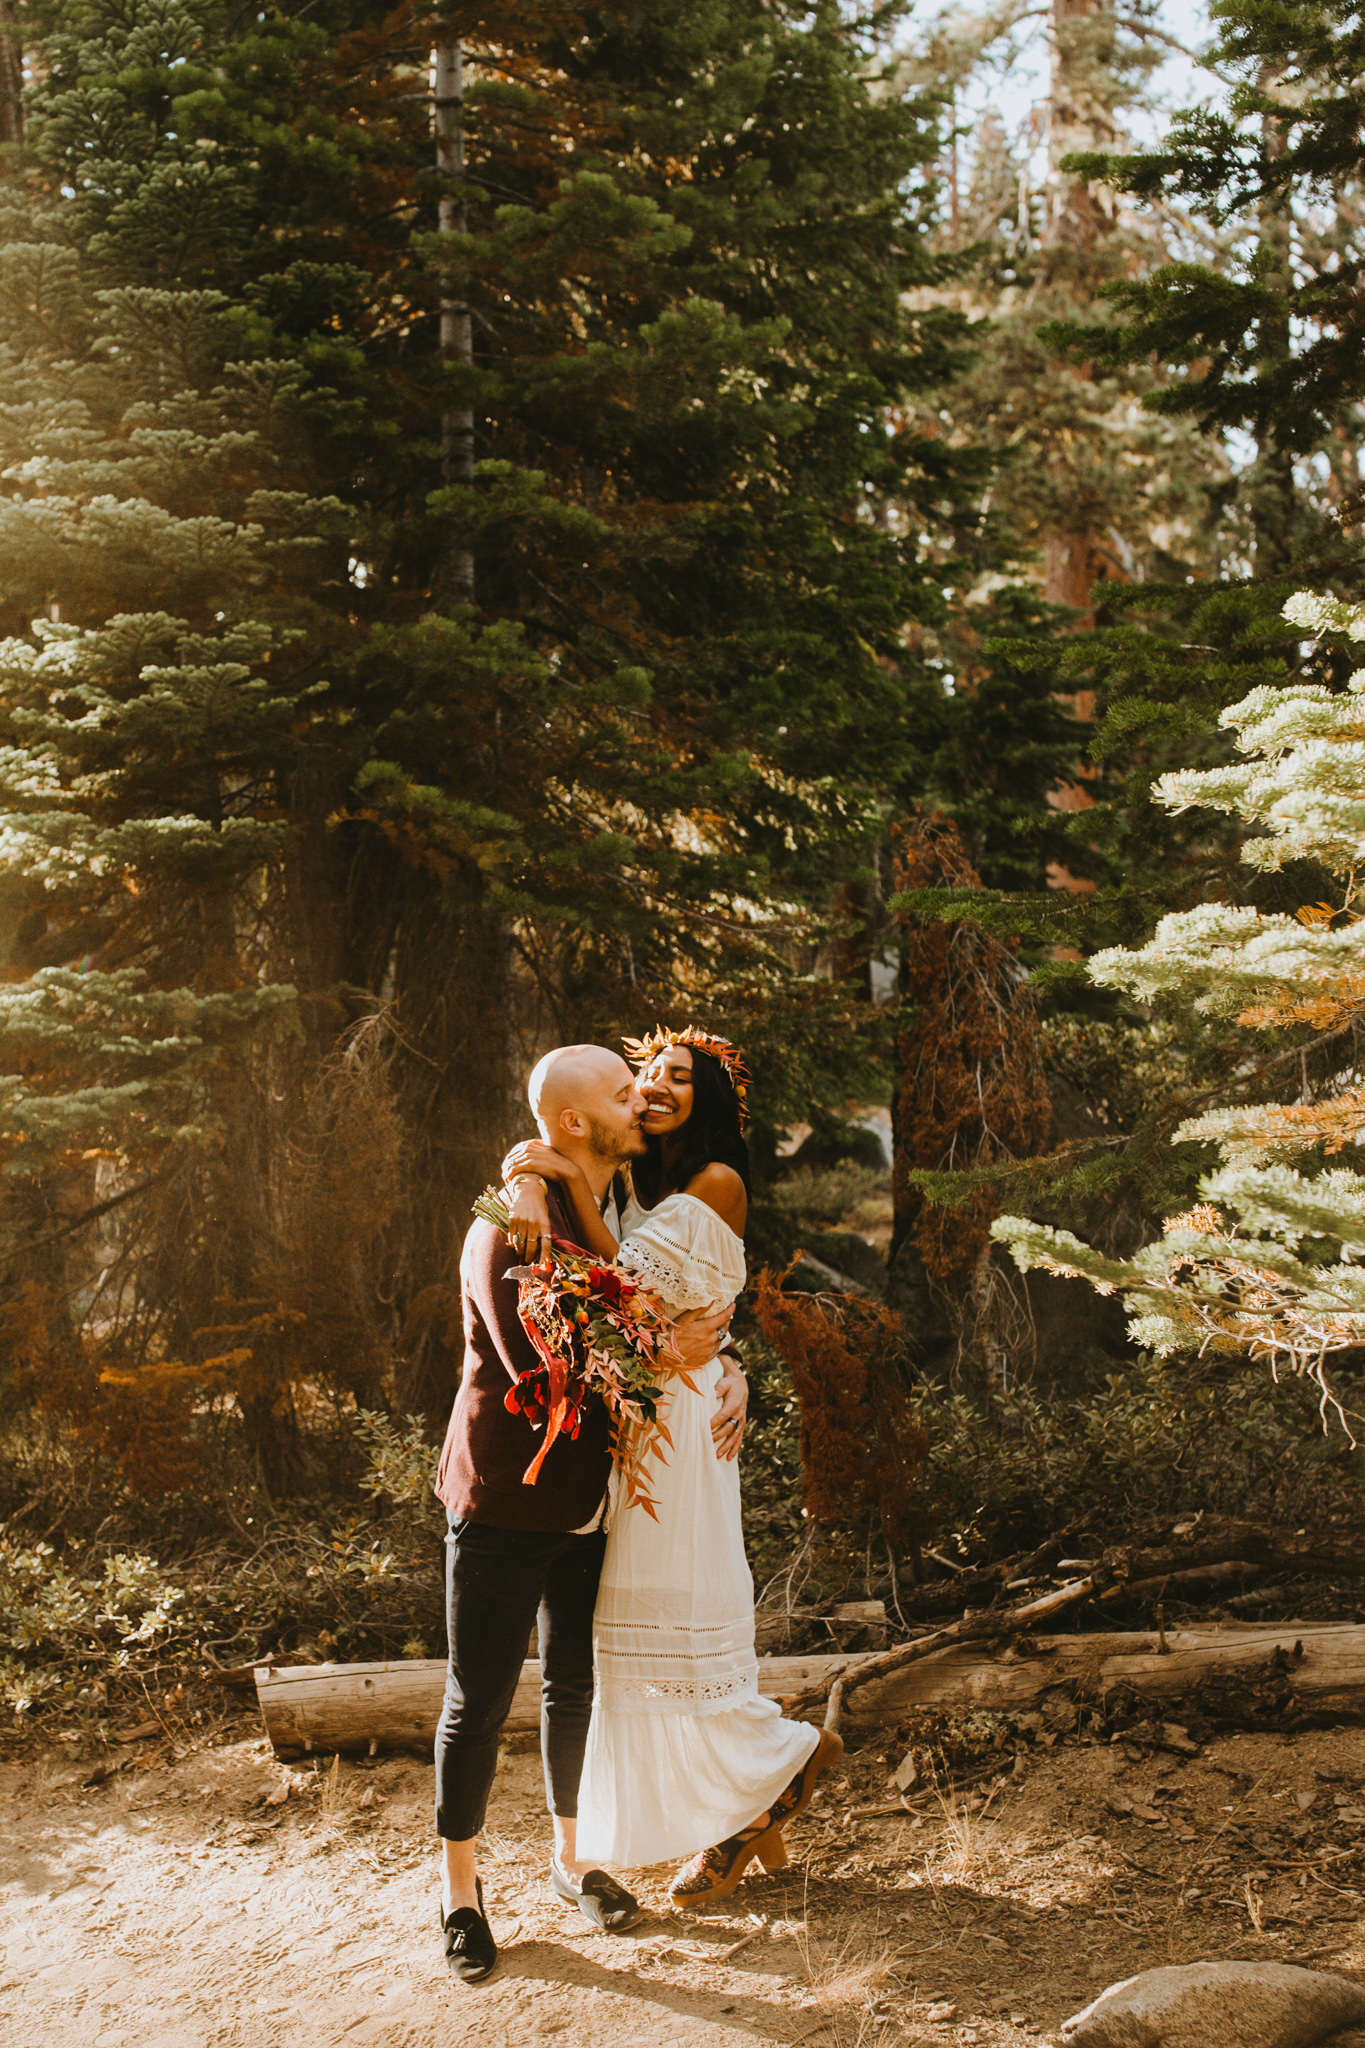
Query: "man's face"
579 1058 648 1161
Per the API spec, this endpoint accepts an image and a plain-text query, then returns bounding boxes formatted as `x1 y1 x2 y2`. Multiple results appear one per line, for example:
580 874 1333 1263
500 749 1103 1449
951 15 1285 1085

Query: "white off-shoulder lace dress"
574 1189 818 1869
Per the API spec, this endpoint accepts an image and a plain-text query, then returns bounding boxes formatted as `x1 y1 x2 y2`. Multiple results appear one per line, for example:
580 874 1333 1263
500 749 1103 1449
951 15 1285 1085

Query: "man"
433 1043 748 1980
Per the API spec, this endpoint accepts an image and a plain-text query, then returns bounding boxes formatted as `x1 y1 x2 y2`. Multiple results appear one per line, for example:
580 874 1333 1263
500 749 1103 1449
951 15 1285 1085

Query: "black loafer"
550 1858 644 1933
441 1874 498 1981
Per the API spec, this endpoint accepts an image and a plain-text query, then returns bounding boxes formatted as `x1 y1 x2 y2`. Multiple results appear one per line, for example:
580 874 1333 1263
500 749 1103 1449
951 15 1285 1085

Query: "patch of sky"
909 0 1222 189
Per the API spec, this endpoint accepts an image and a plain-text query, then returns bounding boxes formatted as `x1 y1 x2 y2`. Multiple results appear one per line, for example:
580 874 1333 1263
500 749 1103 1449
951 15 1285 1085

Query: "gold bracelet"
509 1172 547 1192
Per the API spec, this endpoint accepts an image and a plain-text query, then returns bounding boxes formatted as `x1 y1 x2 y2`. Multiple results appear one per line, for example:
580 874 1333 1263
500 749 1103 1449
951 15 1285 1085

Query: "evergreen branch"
888 884 1152 950
903 1137 1129 1205
913 1008 1365 1220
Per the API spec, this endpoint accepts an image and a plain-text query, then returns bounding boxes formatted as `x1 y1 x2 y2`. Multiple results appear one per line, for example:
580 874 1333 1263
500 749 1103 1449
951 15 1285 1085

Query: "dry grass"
785 1892 904 2047
8 1710 1365 2046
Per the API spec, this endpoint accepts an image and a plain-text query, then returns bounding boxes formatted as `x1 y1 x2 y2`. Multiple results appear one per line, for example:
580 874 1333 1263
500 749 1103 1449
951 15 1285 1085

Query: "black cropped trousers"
433 1511 606 1842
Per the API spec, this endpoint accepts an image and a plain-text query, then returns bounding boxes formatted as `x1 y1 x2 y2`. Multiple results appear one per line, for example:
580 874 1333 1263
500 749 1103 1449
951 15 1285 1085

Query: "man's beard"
585 1114 646 1161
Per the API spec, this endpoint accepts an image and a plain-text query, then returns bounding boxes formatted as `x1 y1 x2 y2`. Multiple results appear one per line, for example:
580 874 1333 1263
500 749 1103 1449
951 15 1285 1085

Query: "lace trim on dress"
616 1192 747 1315
616 1238 717 1312
594 1613 759 1717
595 1668 759 1714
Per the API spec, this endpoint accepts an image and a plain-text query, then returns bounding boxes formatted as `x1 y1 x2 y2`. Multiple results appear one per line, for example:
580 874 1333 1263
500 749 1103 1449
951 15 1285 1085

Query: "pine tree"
893 0 1226 613
888 570 1337 1322
1051 0 1365 573
0 0 1043 1483
996 585 1365 1430
873 1 1239 1382
884 0 1365 1373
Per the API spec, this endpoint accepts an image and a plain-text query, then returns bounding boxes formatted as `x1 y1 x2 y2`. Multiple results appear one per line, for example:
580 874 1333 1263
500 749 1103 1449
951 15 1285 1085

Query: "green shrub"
0 1410 447 1728
767 1163 893 1233
0 1541 187 1718
739 1331 1365 1585
912 1351 1365 1552
354 1408 446 1535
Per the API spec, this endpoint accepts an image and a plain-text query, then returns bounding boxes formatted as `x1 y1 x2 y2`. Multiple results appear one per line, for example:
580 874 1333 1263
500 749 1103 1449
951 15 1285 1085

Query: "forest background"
4 0 1365 1733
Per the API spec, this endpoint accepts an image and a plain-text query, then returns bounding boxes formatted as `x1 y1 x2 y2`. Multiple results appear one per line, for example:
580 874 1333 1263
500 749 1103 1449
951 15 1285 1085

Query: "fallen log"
836 1620 1365 1735
203 1661 259 1693
860 1526 1088 1624
1100 1559 1269 1605
253 1620 1365 1758
1102 1516 1365 1586
811 1573 1102 1732
254 1652 845 1759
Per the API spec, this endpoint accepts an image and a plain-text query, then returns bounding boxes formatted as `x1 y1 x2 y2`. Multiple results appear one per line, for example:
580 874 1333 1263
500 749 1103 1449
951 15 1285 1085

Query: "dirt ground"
5 1702 1365 2048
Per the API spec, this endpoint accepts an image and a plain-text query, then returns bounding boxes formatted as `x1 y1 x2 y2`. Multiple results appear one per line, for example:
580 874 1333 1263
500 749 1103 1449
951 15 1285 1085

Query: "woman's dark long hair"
634 1046 751 1204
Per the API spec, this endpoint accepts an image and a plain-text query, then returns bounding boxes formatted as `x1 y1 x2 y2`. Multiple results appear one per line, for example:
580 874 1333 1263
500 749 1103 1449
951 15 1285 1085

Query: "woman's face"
641 1045 694 1137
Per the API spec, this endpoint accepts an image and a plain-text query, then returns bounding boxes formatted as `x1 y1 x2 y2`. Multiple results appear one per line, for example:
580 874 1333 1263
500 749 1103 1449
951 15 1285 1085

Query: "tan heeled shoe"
668 1726 842 1910
668 1818 790 1907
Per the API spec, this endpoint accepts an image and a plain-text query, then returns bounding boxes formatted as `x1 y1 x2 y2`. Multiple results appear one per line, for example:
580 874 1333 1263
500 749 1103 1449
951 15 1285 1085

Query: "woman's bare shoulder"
680 1162 747 1229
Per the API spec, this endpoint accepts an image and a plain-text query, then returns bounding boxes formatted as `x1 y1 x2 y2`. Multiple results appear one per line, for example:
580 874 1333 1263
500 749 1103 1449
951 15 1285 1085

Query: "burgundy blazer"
434 1184 612 1530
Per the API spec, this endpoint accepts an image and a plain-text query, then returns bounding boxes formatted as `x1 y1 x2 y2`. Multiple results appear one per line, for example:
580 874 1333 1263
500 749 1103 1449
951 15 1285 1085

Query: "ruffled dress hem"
575 1697 818 1869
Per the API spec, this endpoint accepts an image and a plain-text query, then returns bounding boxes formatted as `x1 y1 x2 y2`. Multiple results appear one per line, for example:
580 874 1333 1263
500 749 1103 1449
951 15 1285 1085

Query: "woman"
500 1025 840 1906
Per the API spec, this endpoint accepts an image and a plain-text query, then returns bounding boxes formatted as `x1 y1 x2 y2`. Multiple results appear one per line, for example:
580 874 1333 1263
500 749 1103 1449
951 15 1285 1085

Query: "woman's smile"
640 1048 694 1134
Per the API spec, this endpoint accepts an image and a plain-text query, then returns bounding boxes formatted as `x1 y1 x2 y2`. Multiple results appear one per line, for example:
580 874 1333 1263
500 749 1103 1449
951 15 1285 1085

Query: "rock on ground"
1060 1961 1365 2048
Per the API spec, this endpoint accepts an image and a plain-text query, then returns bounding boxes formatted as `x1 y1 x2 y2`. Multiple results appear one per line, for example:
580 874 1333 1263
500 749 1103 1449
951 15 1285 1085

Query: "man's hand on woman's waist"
665 1301 732 1374
661 1301 749 1453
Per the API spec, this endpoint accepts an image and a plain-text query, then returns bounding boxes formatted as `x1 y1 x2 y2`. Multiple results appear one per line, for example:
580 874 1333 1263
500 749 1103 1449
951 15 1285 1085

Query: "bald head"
526 1044 647 1192
527 1048 650 1204
529 1044 633 1128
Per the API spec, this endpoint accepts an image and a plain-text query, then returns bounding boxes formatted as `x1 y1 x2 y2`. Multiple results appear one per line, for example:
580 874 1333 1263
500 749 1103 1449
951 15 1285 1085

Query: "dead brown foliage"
1 1277 204 1497
753 1263 927 1540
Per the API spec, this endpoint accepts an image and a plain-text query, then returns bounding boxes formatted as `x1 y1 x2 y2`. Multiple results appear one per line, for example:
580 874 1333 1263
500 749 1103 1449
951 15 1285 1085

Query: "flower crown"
622 1024 752 1128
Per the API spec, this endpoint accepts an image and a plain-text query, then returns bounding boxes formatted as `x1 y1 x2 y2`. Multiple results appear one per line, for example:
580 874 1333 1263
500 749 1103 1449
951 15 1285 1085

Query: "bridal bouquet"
472 1189 691 1517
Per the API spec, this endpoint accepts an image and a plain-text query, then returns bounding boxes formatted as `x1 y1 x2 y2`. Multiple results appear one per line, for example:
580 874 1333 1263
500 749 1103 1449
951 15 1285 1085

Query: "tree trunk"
251 1623 1365 1756
387 873 517 1420
1041 0 1120 864
0 3 21 149
1042 0 1125 610
1045 0 1118 256
1251 72 1296 576
961 1240 1015 1409
887 817 1050 1390
434 35 475 604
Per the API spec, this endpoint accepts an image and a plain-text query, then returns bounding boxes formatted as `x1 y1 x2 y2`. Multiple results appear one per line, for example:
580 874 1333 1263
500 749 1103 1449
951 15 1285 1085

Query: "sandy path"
4 1713 1365 2047
0 1731 845 2048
